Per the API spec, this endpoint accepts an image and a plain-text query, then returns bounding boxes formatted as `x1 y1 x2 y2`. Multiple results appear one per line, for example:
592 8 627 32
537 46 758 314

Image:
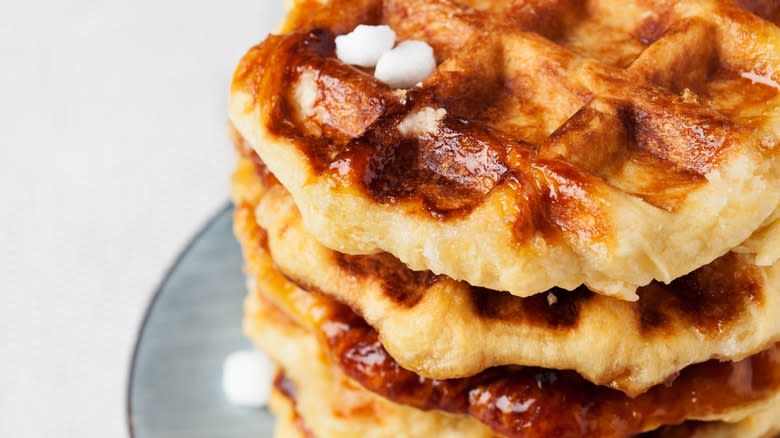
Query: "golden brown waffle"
231 158 780 437
245 163 780 396
237 197 780 437
256 300 780 438
246 281 500 438
230 146 780 395
229 0 780 300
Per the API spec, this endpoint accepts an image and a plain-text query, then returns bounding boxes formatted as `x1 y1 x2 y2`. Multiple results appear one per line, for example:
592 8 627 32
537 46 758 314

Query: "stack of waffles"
227 0 780 436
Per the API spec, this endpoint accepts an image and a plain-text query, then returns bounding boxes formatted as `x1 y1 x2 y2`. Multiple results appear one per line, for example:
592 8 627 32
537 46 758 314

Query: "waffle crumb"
294 69 318 118
398 107 447 137
392 89 408 104
680 88 699 104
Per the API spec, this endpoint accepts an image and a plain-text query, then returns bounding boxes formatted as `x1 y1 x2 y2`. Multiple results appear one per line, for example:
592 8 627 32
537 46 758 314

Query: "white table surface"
0 2 285 436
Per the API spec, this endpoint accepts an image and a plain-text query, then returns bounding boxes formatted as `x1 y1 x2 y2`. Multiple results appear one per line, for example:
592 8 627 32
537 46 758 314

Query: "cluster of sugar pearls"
335 25 436 89
334 25 396 67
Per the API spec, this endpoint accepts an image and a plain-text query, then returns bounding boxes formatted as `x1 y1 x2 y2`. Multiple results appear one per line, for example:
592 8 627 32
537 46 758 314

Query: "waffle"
227 0 780 435
231 158 780 436
236 190 780 437
238 154 780 395
246 281 499 438
255 295 780 438
229 0 780 300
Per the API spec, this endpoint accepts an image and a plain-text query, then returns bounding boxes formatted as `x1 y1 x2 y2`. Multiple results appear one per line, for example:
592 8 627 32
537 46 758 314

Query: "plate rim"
124 202 232 438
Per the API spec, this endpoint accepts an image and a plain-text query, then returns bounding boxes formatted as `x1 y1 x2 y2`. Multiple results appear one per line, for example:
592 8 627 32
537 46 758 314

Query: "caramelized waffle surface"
252 297 780 438
245 280 500 438
229 0 780 300
233 152 780 395
232 161 780 438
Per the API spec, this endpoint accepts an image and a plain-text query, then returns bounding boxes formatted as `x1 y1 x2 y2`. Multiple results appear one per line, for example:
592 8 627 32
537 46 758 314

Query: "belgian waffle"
229 0 780 300
248 285 499 438
251 290 780 438
234 171 780 437
240 153 780 396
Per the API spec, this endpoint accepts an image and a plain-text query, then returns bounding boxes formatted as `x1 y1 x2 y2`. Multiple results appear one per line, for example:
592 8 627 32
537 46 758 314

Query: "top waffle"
229 0 780 300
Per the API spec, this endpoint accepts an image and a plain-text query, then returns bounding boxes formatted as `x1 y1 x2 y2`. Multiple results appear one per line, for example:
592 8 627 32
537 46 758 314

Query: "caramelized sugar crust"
230 0 780 300
239 27 745 216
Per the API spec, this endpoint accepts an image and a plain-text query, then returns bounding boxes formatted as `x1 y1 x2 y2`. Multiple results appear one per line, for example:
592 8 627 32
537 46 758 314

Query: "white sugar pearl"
335 25 397 67
222 349 274 407
375 40 436 89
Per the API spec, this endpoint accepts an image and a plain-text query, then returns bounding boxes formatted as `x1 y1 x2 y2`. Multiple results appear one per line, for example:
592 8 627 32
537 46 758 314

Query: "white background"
0 1 284 436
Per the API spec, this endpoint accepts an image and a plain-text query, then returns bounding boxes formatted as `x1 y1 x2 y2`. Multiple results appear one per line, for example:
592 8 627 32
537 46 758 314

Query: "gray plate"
127 204 275 437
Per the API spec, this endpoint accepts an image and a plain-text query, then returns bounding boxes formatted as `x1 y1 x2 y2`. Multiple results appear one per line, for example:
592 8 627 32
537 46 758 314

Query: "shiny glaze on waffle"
320 305 780 438
238 28 745 221
230 0 780 300
234 0 779 219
